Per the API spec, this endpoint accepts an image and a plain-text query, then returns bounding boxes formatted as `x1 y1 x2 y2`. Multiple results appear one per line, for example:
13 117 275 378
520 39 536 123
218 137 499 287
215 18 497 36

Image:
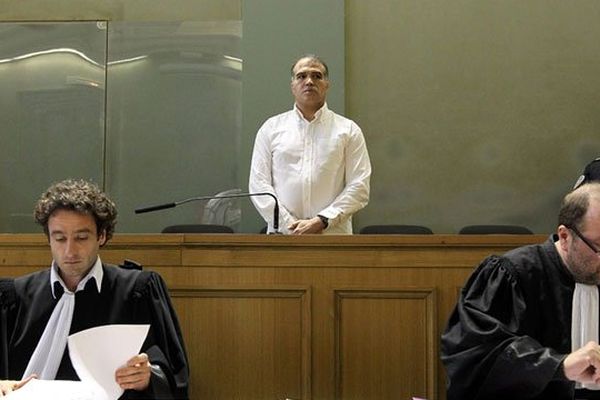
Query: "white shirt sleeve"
318 121 371 228
248 120 297 233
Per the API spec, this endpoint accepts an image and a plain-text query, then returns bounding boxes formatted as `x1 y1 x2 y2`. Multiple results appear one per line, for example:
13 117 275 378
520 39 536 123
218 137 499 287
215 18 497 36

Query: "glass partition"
0 22 106 232
0 20 243 233
105 21 242 232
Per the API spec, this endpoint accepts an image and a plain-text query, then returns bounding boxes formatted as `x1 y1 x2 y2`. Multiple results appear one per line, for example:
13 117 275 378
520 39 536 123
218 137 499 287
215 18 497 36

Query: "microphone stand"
135 192 281 234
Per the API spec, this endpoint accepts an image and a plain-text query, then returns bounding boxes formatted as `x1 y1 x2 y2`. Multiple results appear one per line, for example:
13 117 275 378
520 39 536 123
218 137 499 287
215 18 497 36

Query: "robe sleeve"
441 255 569 400
125 271 189 400
0 279 16 380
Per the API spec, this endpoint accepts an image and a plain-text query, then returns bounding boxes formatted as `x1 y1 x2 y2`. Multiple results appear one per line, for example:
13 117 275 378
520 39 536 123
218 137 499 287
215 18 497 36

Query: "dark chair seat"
458 225 533 235
161 224 234 233
359 225 433 234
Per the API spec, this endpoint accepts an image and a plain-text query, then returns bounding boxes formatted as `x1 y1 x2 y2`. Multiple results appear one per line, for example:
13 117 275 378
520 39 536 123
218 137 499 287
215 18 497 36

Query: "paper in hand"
6 324 149 400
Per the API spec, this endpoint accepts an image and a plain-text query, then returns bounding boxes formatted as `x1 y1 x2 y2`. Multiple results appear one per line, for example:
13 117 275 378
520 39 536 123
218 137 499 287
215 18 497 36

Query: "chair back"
458 225 533 234
359 225 433 234
162 224 234 233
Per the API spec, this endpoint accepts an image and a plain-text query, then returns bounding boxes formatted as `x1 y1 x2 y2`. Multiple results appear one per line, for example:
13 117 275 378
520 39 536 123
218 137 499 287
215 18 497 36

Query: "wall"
346 0 600 233
0 1 241 21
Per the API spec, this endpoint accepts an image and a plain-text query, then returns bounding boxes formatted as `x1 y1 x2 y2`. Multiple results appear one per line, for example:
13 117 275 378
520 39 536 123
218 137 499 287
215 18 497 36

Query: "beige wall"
346 0 600 234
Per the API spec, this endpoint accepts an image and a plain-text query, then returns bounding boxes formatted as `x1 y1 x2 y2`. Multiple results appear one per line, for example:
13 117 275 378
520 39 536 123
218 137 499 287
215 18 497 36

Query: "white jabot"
572 282 600 390
23 257 103 380
249 103 371 234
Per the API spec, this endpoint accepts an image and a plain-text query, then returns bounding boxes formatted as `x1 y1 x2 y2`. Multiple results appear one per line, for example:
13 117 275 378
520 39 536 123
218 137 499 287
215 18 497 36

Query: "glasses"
568 225 600 255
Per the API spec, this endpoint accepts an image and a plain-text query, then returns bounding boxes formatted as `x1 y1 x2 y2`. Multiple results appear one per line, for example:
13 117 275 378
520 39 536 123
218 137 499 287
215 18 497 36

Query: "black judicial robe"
441 236 587 400
0 264 189 400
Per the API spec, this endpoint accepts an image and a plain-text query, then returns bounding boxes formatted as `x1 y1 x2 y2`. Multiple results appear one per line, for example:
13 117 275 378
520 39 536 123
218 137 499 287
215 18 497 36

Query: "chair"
161 224 234 233
458 225 533 235
359 225 434 234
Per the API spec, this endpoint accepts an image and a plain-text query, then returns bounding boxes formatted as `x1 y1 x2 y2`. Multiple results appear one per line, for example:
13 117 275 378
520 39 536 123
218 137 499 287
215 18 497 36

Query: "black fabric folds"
441 236 581 400
0 265 189 400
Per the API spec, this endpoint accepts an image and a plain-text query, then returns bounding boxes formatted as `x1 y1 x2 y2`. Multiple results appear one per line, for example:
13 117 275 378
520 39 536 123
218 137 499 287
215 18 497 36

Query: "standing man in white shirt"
249 54 371 234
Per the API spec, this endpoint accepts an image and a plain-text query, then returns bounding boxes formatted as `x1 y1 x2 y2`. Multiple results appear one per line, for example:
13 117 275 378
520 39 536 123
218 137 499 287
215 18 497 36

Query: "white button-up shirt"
249 103 371 234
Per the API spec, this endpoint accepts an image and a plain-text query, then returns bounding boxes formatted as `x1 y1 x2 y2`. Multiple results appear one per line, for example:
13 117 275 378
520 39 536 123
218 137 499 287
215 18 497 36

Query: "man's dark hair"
290 54 329 78
34 179 117 243
558 182 600 229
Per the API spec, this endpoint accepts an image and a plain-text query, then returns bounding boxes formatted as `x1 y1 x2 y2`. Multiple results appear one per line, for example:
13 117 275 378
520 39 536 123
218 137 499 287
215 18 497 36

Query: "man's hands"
115 353 151 392
0 354 152 397
0 375 35 397
0 355 152 396
564 341 600 385
288 216 326 235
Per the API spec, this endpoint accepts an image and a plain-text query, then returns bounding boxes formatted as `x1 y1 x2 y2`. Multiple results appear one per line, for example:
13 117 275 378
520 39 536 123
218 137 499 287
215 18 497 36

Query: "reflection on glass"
0 20 242 233
0 22 106 232
105 21 242 233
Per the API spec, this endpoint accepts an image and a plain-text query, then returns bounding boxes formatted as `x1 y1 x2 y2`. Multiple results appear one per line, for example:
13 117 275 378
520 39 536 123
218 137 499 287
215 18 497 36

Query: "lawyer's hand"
0 375 36 396
564 341 600 385
115 353 151 391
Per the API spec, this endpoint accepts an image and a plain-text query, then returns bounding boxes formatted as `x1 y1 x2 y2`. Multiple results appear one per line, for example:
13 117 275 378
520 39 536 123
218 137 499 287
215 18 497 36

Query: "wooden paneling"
334 289 436 400
171 287 311 400
0 233 546 400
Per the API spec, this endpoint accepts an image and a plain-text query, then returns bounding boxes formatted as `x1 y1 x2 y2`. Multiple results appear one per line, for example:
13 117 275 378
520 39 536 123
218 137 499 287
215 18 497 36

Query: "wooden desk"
0 233 547 400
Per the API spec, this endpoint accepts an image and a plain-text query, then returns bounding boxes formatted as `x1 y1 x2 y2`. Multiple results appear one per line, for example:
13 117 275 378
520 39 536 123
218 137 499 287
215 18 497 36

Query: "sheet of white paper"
68 324 150 400
6 324 149 400
5 379 104 400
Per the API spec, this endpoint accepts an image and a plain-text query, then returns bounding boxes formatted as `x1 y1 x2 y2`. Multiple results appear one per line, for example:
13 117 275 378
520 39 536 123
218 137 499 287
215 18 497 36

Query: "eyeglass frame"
567 225 600 255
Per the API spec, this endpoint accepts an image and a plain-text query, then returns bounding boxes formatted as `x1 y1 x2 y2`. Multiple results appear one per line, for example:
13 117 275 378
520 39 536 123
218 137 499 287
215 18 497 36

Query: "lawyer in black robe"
0 263 189 400
441 235 600 400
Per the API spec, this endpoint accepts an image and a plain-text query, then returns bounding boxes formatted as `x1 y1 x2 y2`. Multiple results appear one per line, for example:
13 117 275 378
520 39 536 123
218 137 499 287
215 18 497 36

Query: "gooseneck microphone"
135 192 280 233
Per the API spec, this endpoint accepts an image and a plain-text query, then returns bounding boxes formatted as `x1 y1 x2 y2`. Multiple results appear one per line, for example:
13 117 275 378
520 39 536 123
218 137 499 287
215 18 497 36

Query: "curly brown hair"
33 179 117 243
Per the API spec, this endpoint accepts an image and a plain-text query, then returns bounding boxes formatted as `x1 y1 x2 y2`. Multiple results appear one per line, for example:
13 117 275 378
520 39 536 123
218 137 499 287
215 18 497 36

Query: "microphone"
135 192 281 234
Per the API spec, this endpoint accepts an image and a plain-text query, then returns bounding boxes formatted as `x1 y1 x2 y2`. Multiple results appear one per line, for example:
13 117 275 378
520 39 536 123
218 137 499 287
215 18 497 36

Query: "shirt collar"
50 256 103 298
293 102 329 123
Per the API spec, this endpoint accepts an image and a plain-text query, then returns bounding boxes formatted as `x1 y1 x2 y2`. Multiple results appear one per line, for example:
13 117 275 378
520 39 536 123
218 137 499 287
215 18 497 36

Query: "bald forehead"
577 182 600 199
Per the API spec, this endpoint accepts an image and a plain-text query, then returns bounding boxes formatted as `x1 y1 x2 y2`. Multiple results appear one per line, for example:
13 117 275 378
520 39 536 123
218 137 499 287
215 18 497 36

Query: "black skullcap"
573 158 600 189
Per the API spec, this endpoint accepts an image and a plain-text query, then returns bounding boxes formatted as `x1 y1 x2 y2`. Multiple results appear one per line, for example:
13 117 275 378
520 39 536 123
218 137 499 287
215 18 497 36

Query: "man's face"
48 209 106 284
563 201 600 285
290 58 330 113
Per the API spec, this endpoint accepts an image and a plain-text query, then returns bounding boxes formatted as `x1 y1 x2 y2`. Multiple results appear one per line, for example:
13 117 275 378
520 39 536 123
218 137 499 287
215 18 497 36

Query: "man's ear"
557 225 570 251
98 230 107 246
